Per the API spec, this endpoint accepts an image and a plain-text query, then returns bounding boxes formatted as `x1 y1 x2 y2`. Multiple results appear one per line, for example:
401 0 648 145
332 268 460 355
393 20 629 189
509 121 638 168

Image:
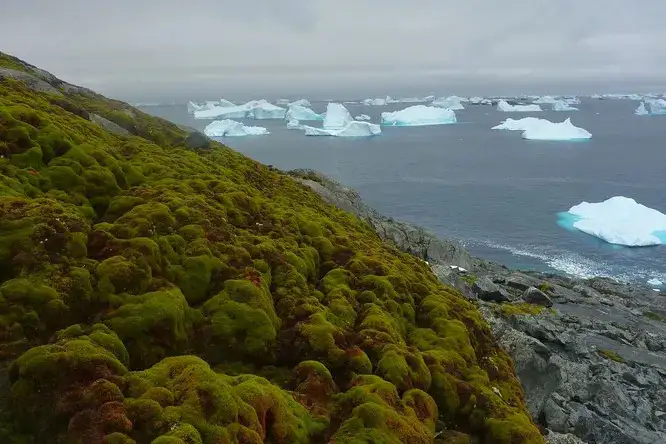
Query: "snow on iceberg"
492 117 549 131
497 100 542 112
552 100 579 111
635 102 649 116
355 114 371 121
432 96 465 110
204 119 269 137
381 105 456 126
302 121 381 137
323 103 353 130
558 196 666 246
521 118 591 140
286 105 322 121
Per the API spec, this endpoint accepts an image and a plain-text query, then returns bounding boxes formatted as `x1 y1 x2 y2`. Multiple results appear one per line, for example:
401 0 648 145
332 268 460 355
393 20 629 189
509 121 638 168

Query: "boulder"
473 277 511 302
524 287 554 307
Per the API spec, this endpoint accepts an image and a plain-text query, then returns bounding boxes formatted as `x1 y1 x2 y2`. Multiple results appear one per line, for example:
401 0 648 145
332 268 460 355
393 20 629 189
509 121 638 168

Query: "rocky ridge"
290 169 666 444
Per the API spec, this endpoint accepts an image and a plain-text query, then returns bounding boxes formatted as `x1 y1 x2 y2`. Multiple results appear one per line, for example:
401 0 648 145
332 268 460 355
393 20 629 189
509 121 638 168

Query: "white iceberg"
323 103 353 130
194 105 248 119
188 100 234 114
287 119 302 130
635 102 649 116
563 97 581 105
497 100 543 112
187 101 203 114
217 99 236 107
469 96 492 105
276 99 291 105
355 114 371 121
559 196 666 246
381 105 456 126
246 100 287 119
648 278 663 286
533 95 559 104
363 97 388 106
552 100 579 111
204 119 269 137
646 99 666 115
492 117 550 131
302 121 381 137
289 99 312 107
432 96 465 110
521 118 591 140
286 105 322 121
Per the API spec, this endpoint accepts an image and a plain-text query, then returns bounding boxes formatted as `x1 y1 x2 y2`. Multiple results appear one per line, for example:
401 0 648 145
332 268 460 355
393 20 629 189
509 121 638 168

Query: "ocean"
138 98 666 285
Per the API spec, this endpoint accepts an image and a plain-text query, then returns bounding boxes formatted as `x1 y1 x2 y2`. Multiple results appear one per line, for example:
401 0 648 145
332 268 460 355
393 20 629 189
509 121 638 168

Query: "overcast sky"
2 0 666 101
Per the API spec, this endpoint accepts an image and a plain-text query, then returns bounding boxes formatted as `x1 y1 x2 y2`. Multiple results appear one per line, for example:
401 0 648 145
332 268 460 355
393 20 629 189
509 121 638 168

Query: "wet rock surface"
299 169 666 444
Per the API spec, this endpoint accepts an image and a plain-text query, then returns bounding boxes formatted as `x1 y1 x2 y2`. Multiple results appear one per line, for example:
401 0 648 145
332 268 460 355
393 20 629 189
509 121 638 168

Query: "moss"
0 53 543 444
644 311 666 323
538 282 552 293
498 303 546 318
598 349 625 363
460 274 477 286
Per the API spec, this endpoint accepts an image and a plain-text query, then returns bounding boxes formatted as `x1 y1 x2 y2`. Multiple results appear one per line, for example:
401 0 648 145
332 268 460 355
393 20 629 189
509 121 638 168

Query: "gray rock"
430 264 476 300
90 113 130 136
524 286 554 307
473 277 511 302
505 272 544 291
0 67 63 96
545 431 587 444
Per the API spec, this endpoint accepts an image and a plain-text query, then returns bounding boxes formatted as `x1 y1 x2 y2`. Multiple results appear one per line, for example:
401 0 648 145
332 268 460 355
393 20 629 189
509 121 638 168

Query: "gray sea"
138 99 666 285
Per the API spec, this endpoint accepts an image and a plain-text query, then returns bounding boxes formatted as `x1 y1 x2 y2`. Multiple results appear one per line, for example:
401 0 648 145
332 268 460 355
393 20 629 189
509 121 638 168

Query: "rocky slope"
291 170 666 444
0 51 543 443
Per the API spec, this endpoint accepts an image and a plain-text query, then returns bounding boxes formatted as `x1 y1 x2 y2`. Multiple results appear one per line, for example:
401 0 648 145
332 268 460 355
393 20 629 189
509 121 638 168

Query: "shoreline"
289 168 666 444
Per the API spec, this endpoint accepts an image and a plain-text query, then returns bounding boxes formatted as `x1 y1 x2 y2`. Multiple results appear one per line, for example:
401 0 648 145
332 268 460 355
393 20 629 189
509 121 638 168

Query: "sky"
2 0 666 101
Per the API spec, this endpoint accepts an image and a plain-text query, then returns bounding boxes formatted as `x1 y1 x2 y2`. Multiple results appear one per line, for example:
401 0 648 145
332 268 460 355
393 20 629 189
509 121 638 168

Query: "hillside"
0 52 542 443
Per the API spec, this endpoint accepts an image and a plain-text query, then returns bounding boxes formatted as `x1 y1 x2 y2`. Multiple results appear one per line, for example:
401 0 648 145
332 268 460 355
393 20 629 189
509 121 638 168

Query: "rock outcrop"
300 170 666 444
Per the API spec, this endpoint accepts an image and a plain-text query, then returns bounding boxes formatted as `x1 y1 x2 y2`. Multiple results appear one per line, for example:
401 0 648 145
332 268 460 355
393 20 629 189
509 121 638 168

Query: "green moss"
644 311 666 323
0 53 543 444
498 303 546 318
538 282 552 293
460 274 477 286
598 349 625 363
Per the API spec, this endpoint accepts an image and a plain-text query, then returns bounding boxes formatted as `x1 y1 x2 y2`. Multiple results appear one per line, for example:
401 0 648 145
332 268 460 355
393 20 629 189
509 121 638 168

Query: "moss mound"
0 52 543 443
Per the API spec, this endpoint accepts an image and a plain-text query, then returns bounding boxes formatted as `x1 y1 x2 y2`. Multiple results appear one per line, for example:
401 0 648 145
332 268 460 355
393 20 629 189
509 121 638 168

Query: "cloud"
1 0 665 99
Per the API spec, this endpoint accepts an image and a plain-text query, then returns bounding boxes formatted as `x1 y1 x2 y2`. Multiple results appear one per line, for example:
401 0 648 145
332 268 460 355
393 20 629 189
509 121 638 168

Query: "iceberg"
289 99 312 107
187 100 234 114
497 100 542 112
323 103 353 130
362 97 388 106
558 196 666 246
648 278 663 286
469 96 491 105
552 100 579 111
533 95 559 104
276 99 291 105
492 117 550 131
187 101 203 114
432 96 465 110
194 105 248 120
246 100 287 119
302 121 381 137
355 114 371 121
521 118 591 140
381 105 456 126
646 99 666 115
204 119 269 137
635 102 649 116
286 105 322 121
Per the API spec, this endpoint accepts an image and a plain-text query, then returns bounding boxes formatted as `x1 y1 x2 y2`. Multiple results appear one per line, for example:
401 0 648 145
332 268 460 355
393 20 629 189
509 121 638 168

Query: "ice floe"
552 100 579 111
496 100 543 112
521 118 591 140
301 121 381 137
381 105 456 126
204 120 269 137
559 196 666 246
355 114 371 121
432 96 465 110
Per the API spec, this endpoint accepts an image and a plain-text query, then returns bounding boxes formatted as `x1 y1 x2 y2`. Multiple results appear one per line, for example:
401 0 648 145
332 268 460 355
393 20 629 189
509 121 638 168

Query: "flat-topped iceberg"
497 100 542 112
363 97 388 106
195 99 286 120
286 105 322 121
381 105 456 126
195 105 248 119
635 102 649 116
558 196 666 246
302 121 381 137
646 99 666 115
522 118 591 140
469 96 492 105
323 103 353 130
355 114 371 121
188 99 236 115
432 96 465 110
533 95 559 104
204 119 269 137
552 100 579 111
492 117 549 131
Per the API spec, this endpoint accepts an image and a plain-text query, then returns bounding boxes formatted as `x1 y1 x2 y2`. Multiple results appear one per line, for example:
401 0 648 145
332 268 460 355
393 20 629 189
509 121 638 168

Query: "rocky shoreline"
289 169 666 444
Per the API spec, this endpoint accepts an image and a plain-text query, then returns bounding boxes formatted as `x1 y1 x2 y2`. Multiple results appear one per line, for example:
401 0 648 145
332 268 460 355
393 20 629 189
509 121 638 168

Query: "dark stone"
506 272 543 291
473 277 511 302
524 287 554 307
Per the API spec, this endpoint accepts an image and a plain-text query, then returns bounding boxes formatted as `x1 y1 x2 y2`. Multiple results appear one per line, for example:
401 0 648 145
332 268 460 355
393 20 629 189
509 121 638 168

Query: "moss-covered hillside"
0 52 543 443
